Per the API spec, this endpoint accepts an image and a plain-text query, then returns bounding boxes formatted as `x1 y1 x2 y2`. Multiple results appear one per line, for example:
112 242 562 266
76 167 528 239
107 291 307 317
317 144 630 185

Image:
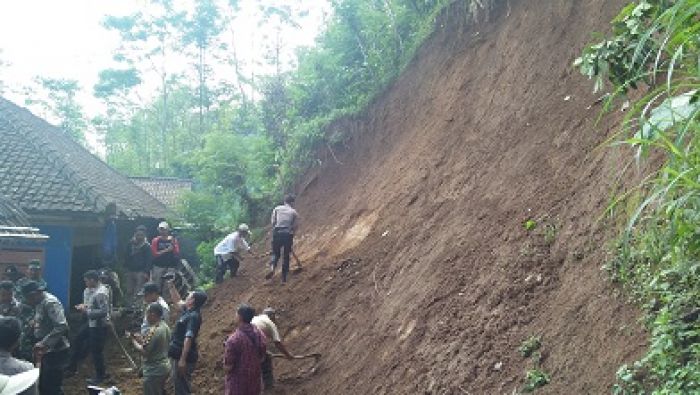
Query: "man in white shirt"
214 224 252 283
266 195 300 283
251 308 293 390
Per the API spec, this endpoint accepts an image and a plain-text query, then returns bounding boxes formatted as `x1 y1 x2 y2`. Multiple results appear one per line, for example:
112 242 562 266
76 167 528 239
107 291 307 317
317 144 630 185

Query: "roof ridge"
0 97 169 218
2 99 106 211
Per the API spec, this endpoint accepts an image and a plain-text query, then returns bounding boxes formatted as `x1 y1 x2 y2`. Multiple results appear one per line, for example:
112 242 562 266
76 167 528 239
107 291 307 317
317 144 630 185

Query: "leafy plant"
519 336 542 358
524 219 537 231
522 368 550 393
576 0 700 393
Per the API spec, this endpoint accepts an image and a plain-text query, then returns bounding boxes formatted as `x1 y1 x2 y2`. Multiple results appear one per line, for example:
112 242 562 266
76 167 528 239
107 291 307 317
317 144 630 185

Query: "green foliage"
23 77 87 143
276 0 493 185
519 336 542 358
196 238 219 283
522 369 550 393
523 219 537 231
577 0 700 393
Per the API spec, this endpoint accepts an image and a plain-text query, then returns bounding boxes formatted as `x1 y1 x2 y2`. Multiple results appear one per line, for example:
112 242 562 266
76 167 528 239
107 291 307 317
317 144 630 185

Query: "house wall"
0 245 45 284
38 225 73 308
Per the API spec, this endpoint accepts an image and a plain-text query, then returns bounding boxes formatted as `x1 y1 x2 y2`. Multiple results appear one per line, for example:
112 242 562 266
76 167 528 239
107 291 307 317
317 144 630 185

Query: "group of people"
0 261 70 395
0 195 302 394
124 221 181 307
214 194 300 285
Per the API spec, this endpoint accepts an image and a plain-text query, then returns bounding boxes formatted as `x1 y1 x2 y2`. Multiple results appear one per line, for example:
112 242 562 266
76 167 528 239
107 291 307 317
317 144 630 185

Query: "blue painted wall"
37 225 72 308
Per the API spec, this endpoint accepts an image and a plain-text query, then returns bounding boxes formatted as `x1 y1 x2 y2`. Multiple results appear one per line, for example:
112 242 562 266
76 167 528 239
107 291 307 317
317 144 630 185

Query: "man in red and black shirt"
151 222 180 291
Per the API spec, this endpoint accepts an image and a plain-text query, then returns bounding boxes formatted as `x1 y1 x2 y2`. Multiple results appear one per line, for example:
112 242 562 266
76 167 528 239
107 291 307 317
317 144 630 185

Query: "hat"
158 221 169 230
20 281 45 295
28 260 41 270
135 225 147 232
3 266 17 275
0 369 40 395
238 223 250 232
142 283 160 295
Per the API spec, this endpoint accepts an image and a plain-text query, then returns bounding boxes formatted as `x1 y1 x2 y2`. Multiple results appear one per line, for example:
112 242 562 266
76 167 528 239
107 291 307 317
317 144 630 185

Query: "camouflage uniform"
0 299 36 362
16 277 47 303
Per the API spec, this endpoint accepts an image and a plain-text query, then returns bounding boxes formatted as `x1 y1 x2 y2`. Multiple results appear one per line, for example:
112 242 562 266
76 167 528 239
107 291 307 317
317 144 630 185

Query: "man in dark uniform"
0 281 35 362
22 280 70 395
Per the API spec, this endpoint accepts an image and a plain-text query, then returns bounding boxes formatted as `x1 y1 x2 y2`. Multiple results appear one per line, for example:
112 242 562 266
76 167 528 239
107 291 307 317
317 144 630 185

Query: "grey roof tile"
0 97 169 219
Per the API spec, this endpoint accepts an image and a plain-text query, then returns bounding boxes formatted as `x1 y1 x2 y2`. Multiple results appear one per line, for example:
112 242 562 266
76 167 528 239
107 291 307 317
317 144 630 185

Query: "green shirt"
142 322 171 377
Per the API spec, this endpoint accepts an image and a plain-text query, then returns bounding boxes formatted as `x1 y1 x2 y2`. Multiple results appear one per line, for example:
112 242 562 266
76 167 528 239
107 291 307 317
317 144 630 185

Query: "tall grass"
576 0 700 393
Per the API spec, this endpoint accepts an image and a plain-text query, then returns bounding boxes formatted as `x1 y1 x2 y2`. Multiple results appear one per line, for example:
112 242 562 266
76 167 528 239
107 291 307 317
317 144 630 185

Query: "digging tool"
108 323 138 372
271 352 322 374
291 251 303 274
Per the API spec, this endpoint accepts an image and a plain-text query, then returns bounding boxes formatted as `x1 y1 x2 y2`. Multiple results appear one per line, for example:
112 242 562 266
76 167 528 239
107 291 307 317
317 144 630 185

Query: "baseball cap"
142 283 160 295
158 221 169 230
28 260 41 270
3 266 17 275
0 369 40 395
20 281 45 296
238 223 250 232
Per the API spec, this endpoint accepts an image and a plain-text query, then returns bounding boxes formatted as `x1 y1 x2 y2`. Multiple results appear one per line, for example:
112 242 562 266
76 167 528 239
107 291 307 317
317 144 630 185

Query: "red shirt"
224 324 266 395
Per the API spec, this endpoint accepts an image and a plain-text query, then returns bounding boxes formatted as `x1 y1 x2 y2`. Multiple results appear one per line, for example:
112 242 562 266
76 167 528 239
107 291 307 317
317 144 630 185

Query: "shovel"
291 251 303 274
108 324 139 373
271 352 321 375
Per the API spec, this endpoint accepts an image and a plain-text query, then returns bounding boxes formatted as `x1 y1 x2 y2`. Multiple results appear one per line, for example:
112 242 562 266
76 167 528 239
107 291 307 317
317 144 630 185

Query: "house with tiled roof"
130 176 193 210
0 195 48 274
0 97 170 305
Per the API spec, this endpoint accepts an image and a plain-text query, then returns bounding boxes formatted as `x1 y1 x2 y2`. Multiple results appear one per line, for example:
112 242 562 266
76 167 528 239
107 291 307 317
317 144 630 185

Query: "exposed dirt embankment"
195 1 646 393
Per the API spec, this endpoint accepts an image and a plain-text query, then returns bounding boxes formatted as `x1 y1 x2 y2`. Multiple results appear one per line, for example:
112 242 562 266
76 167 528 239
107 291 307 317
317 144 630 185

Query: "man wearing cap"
267 195 300 283
65 270 111 385
0 316 38 395
251 308 293 390
214 224 252 283
17 262 47 302
21 280 69 395
125 226 152 308
151 222 180 291
3 266 25 296
0 282 36 362
140 283 170 335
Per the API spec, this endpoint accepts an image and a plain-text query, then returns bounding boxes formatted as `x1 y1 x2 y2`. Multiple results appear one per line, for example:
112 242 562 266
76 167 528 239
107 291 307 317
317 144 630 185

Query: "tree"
24 77 87 143
102 0 186 170
0 49 9 95
182 0 224 135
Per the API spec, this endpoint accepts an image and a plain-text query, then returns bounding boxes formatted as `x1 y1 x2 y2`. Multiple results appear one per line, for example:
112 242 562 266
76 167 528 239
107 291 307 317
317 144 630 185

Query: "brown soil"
86 0 650 394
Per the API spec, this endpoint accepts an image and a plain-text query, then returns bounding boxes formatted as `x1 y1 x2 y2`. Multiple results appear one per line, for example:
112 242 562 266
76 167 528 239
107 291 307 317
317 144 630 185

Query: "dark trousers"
40 348 69 395
271 231 294 282
261 352 274 389
215 255 240 283
69 325 107 379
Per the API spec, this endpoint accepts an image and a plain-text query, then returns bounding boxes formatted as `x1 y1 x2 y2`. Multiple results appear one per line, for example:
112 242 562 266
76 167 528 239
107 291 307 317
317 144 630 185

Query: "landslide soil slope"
195 1 647 394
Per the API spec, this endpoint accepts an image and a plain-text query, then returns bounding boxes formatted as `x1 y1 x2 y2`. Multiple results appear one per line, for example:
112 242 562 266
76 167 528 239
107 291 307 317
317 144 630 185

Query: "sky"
0 0 329 151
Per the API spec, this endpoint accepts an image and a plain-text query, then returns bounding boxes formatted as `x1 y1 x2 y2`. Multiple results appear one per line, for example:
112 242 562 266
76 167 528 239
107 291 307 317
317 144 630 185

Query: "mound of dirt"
194 1 647 393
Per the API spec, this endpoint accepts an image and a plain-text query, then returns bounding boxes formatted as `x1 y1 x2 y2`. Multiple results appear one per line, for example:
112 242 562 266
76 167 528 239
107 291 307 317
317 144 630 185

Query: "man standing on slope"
214 224 252 283
223 304 266 395
266 195 299 283
252 308 293 390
